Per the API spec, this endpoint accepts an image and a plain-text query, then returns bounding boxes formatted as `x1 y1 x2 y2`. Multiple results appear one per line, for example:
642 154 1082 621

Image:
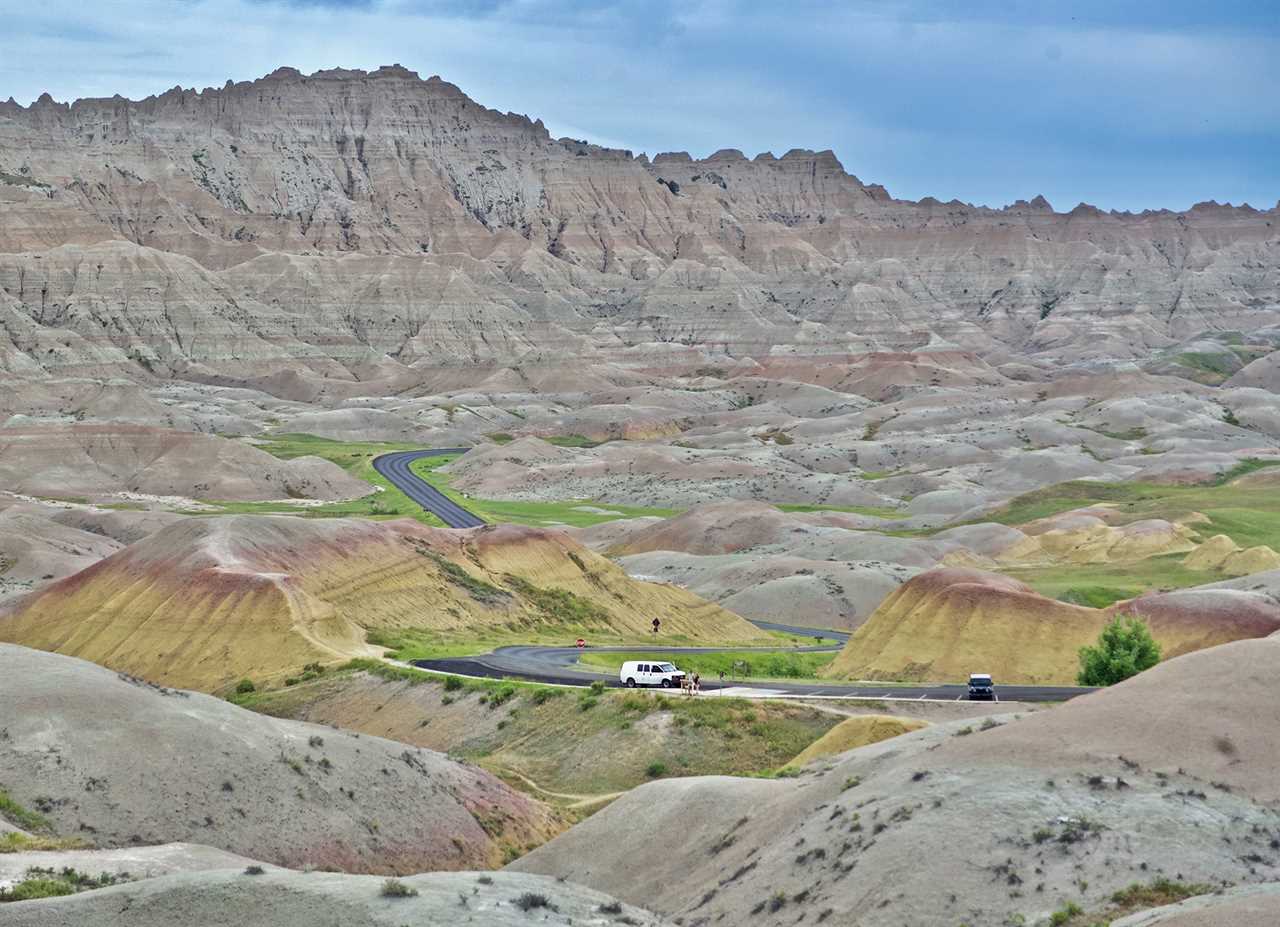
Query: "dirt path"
487 765 624 811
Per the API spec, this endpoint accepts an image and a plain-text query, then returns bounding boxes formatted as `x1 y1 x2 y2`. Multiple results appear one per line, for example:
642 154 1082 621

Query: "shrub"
235 679 256 694
244 865 265 875
443 675 464 692
530 688 562 705
441 695 455 706
513 892 557 912
381 878 418 898
578 696 599 711
488 683 517 709
589 680 606 695
1077 615 1161 686
598 900 623 914
1049 901 1082 926
646 761 668 778
0 877 77 902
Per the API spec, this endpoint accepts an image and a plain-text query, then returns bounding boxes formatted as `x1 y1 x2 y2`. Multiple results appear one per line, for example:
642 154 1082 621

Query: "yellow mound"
1182 535 1280 576
0 515 765 691
1029 517 1196 564
785 714 927 768
1224 546 1280 576
1182 534 1239 570
823 567 1280 685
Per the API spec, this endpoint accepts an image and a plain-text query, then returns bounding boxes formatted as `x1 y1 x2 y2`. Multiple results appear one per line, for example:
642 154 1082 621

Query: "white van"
619 660 686 689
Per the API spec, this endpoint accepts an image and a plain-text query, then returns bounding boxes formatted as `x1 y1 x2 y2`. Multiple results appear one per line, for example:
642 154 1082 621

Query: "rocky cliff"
1 65 1277 388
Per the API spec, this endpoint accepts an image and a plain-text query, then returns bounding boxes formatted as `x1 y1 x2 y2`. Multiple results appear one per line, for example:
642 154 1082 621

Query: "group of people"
682 672 702 696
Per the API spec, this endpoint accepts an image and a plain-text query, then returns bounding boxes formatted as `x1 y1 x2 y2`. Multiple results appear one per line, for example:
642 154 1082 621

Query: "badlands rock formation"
0 424 367 501
824 567 1280 684
0 644 557 872
0 64 1277 390
1 868 666 927
0 515 764 689
514 636 1280 927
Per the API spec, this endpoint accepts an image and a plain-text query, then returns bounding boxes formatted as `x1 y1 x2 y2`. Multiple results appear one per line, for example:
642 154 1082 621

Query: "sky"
2 0 1277 212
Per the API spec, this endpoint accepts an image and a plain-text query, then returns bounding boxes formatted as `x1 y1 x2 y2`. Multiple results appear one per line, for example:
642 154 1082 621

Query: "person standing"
692 672 701 696
652 616 661 634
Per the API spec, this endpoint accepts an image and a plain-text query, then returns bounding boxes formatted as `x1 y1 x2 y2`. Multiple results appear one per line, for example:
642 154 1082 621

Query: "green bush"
443 675 464 692
1077 615 1161 686
646 761 668 778
589 680 606 694
235 679 256 694
530 688 562 705
0 877 77 902
1049 901 1082 926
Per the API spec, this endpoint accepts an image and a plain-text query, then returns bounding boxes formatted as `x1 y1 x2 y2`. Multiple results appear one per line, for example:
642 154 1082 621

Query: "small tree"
1077 615 1161 686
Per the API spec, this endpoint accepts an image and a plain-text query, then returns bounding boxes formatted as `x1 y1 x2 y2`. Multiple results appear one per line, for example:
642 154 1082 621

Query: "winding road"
376 449 1095 703
373 449 485 528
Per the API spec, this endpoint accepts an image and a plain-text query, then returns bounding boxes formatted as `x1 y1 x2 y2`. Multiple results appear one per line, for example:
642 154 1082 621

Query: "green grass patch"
1006 555 1218 606
1085 426 1149 442
1054 585 1142 608
409 454 679 527
979 468 1280 551
0 832 89 854
0 789 50 832
468 690 839 795
578 649 835 681
199 433 446 525
0 867 124 903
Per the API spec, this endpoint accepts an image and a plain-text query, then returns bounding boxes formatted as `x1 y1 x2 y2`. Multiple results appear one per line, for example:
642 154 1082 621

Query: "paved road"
373 449 486 528
411 620 1093 703
377 449 1093 703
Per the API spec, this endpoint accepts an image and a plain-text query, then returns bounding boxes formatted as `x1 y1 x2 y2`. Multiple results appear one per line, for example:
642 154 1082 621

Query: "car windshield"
970 677 992 686
657 663 677 672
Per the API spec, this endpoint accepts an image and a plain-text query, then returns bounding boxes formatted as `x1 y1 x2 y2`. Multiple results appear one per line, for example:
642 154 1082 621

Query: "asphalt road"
377 449 1093 703
373 449 486 528
411 620 1094 703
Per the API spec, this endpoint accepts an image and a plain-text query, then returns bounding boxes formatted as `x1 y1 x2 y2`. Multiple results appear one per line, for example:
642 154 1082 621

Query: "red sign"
576 638 586 649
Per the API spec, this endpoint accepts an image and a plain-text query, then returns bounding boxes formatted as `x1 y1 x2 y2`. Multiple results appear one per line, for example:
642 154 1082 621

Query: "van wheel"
625 678 636 688
661 678 673 689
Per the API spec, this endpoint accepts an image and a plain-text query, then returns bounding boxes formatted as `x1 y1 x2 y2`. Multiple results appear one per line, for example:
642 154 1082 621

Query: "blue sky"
2 0 1277 211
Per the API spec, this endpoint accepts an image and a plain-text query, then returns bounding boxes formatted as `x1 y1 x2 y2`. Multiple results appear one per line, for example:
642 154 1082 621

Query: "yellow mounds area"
822 567 1280 685
784 715 927 769
0 515 765 691
1013 510 1197 565
1182 534 1280 576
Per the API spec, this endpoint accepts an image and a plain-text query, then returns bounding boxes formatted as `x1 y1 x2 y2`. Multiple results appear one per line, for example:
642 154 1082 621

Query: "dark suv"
967 673 995 700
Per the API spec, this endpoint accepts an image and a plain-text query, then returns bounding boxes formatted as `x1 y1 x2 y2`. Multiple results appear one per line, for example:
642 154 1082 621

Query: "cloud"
0 0 1276 210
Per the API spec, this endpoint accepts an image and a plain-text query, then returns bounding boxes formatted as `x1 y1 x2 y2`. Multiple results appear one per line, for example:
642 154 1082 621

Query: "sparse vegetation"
0 867 123 903
0 789 51 833
513 891 557 912
409 452 677 528
1049 901 1082 926
381 878 418 898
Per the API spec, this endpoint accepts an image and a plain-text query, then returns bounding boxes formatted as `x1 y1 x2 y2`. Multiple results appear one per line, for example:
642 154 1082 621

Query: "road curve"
411 620 1094 703
373 449 485 528
377 452 1093 702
